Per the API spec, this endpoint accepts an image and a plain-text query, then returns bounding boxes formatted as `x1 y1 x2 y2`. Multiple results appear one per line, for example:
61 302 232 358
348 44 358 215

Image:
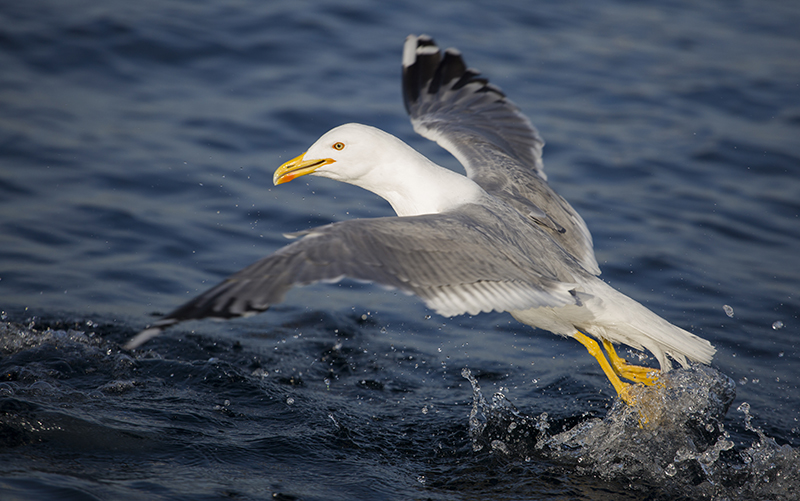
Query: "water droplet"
421 405 428 415
723 305 734 317
490 440 509 454
772 320 784 330
286 397 295 405
665 463 677 477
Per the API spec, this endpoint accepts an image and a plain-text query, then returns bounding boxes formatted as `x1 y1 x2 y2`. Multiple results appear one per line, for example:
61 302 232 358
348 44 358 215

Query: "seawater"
1 0 799 499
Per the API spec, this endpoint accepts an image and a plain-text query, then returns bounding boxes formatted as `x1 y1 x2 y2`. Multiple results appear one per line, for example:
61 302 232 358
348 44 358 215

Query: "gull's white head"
273 123 484 217
273 123 395 186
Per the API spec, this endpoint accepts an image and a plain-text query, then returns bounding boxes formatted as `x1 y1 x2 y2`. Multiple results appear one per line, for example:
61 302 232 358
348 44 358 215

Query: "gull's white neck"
348 135 485 217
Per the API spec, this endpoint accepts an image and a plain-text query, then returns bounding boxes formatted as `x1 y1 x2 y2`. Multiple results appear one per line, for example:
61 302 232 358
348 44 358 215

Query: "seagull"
125 35 715 404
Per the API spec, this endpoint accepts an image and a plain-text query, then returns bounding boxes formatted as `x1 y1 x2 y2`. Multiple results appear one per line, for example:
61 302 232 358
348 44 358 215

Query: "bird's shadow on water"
460 365 800 500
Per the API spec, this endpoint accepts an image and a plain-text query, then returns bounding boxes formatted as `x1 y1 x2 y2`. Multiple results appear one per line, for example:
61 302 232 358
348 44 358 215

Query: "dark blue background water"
1 1 798 499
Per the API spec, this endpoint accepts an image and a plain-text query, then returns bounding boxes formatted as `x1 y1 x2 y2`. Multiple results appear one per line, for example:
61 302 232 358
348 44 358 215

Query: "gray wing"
125 205 581 349
402 34 600 275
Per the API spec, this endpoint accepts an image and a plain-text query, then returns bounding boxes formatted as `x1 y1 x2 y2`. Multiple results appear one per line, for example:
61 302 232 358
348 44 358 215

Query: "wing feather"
402 34 600 275
125 206 583 349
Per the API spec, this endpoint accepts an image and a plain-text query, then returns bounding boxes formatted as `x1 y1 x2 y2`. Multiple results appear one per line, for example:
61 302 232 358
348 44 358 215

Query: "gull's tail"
580 279 716 371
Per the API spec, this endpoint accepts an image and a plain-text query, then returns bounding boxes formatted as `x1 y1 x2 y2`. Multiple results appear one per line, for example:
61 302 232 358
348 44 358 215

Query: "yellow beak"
273 152 336 186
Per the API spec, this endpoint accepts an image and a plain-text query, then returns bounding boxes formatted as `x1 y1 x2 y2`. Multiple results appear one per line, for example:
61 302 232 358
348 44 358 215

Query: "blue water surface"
1 1 799 499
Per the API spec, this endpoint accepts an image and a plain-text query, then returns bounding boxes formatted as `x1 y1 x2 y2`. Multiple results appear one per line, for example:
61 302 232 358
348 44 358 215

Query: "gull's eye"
332 142 345 151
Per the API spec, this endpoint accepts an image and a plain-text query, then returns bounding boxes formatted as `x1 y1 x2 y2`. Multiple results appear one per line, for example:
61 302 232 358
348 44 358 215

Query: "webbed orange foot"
602 340 660 386
572 332 665 427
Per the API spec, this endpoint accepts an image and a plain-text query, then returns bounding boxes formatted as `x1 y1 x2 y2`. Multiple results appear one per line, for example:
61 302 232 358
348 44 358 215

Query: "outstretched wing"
402 34 600 275
403 34 546 180
125 206 580 349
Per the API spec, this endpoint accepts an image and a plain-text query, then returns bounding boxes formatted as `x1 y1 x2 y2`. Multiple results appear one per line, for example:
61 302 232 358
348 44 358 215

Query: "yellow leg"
572 332 634 405
602 340 660 386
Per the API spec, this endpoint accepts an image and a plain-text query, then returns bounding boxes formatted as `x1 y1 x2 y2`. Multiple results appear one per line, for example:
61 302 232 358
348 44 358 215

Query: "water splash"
463 365 800 500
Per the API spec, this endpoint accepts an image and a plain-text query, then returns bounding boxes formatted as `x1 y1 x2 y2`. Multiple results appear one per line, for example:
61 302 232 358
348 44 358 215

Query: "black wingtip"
416 34 436 48
123 323 170 350
438 49 468 89
123 280 278 349
122 315 186 350
402 34 504 114
403 34 441 112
